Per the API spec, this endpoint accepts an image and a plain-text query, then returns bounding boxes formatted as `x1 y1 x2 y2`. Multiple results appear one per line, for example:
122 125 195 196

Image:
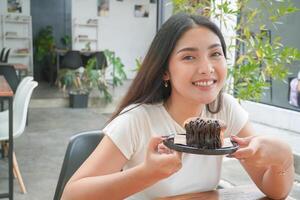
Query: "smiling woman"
61 13 294 200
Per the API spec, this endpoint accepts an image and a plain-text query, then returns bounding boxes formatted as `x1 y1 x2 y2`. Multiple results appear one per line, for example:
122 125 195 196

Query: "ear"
163 71 170 81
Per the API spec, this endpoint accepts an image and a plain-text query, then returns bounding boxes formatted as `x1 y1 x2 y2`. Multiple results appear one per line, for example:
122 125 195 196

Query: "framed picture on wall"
98 0 109 16
7 0 22 13
134 5 149 18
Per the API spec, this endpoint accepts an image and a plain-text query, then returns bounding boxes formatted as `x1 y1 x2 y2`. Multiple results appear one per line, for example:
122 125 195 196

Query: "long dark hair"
109 13 227 122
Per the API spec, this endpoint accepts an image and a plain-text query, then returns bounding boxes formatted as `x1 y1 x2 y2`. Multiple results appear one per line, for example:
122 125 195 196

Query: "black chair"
54 130 104 200
2 48 11 63
0 64 19 93
60 50 83 70
94 51 108 70
81 51 108 70
0 47 6 61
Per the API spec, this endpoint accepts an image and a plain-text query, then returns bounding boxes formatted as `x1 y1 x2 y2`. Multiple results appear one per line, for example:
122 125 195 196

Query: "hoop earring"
164 80 169 88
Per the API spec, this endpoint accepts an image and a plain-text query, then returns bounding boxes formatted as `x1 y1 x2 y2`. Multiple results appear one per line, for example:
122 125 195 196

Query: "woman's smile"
192 78 217 91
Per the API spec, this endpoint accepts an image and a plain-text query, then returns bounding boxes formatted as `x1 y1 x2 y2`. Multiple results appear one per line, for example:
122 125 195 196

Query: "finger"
148 137 163 153
158 143 171 154
231 147 255 159
231 135 254 146
174 151 182 160
158 148 171 154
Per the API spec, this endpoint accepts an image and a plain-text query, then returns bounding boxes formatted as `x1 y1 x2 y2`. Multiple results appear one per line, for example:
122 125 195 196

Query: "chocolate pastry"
184 117 226 149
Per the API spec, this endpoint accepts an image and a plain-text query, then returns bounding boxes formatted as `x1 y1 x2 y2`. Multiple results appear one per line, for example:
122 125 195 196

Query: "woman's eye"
211 52 222 57
182 56 195 61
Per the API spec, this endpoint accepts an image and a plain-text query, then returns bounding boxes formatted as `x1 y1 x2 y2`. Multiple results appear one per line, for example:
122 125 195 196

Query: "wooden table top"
156 185 294 200
0 75 13 97
0 62 28 70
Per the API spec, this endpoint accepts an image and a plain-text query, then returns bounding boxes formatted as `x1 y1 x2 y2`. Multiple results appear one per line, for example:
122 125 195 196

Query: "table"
0 62 28 80
156 185 294 200
50 49 97 85
0 76 14 199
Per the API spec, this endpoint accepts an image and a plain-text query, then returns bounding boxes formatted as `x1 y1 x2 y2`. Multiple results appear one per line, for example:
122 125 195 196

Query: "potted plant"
34 26 56 81
58 50 126 108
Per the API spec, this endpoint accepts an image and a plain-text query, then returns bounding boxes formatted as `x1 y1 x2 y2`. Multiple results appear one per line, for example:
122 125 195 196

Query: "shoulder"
107 103 163 127
220 93 248 136
219 93 244 115
222 93 239 106
119 103 163 118
220 92 246 116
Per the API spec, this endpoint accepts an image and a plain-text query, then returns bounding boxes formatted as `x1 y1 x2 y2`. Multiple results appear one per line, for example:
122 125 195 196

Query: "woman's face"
165 26 227 105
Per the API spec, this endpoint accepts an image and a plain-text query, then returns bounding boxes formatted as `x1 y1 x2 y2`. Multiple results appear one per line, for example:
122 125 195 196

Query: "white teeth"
193 80 214 86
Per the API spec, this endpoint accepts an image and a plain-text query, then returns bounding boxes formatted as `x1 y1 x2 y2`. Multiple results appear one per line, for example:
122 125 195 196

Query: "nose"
198 57 215 74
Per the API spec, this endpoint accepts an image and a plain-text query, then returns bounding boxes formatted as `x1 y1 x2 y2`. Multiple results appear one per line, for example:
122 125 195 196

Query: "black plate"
163 135 239 155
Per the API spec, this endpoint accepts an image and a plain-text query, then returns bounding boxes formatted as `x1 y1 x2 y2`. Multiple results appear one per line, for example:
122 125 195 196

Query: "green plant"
172 0 300 101
60 35 71 49
84 42 92 51
133 57 143 72
58 50 127 103
34 26 55 63
104 49 127 86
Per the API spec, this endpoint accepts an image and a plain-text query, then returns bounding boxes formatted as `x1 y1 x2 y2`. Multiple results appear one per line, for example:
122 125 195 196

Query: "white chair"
17 76 34 126
0 80 38 194
16 76 34 94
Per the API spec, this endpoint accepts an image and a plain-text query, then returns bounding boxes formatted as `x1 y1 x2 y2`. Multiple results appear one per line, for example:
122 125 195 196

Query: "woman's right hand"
142 137 182 179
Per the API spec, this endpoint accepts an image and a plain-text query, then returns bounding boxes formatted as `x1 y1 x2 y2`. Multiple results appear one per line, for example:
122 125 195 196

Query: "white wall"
72 0 157 79
242 100 300 133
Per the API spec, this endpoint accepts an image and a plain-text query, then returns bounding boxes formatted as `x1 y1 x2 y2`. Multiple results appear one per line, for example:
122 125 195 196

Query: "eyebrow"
176 43 222 54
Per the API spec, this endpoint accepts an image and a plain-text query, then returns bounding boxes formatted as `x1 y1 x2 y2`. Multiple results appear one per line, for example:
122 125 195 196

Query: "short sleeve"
102 111 142 160
222 93 248 136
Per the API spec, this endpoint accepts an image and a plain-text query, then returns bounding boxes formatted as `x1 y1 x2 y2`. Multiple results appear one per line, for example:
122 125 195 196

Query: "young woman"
62 13 294 200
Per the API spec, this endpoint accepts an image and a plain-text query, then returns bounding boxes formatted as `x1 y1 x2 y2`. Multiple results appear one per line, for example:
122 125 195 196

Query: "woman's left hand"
229 135 292 168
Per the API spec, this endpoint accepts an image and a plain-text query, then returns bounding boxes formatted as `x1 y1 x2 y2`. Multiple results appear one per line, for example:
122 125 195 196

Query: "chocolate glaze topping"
185 118 222 149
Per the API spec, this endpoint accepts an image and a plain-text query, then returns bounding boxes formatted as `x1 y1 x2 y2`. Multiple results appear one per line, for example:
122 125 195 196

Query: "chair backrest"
0 47 6 61
2 48 11 63
94 51 108 70
14 81 38 138
0 81 38 141
0 64 19 93
60 51 83 70
15 76 34 95
54 130 104 200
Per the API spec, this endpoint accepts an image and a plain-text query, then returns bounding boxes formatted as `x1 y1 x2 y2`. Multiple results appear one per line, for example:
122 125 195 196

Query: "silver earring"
164 80 169 88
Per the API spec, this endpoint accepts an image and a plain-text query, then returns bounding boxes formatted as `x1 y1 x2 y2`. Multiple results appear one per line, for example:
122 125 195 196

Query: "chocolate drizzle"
185 118 222 149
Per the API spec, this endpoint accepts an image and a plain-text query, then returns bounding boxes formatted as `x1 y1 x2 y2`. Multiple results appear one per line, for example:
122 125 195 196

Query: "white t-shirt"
103 93 248 200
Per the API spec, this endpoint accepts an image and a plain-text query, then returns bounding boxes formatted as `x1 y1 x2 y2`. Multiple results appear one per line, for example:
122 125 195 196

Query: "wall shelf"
0 15 33 74
10 53 30 57
72 18 99 51
4 20 30 24
5 36 31 40
76 23 98 27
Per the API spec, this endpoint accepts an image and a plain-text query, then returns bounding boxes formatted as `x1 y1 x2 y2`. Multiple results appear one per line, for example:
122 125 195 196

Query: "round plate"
163 136 239 155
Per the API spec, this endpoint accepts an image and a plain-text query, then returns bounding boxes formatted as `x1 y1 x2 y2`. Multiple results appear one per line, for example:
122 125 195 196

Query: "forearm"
261 156 294 199
62 164 161 200
243 153 294 200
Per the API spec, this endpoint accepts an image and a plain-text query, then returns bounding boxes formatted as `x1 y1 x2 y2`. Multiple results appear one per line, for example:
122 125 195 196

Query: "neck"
164 96 204 127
